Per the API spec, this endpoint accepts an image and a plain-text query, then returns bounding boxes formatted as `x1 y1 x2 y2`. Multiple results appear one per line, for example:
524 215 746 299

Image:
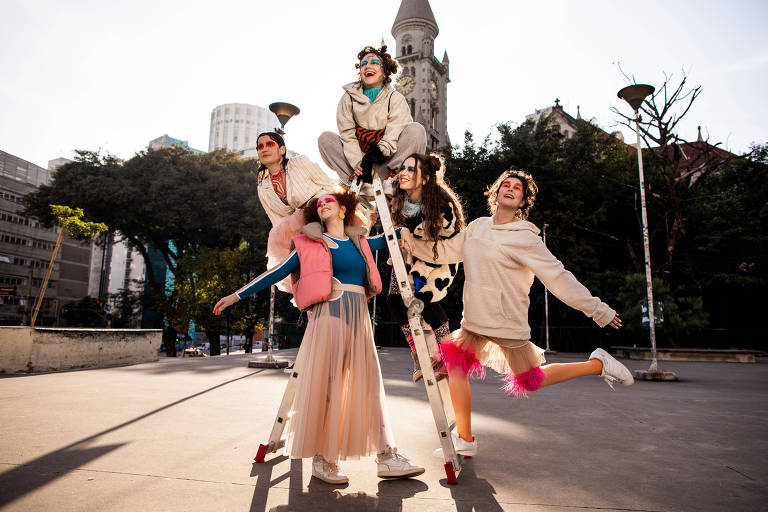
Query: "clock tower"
392 0 450 150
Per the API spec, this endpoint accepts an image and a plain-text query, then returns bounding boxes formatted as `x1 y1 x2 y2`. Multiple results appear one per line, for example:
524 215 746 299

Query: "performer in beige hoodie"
318 44 426 187
405 169 634 458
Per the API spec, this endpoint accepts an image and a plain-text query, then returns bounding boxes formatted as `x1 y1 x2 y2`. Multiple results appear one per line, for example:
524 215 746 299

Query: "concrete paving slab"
1 348 766 511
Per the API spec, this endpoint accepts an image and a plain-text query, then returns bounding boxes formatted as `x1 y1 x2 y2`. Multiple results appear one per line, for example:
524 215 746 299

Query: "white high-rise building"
208 103 280 153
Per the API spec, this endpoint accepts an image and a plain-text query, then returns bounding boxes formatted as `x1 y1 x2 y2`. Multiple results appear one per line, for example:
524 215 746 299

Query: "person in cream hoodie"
405 169 634 458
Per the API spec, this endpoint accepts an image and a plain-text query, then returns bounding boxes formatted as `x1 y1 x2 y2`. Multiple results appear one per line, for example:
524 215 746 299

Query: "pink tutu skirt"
441 328 547 398
266 210 306 293
285 283 396 461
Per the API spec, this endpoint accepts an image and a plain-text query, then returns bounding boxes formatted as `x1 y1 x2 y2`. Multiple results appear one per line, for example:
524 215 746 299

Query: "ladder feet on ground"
444 462 458 485
254 443 269 463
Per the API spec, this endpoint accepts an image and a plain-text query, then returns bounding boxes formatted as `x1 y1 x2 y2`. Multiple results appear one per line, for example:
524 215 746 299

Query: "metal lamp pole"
617 84 660 374
542 223 551 353
249 102 300 370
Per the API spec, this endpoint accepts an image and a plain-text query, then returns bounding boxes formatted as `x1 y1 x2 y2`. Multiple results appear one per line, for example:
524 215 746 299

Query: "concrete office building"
0 150 93 325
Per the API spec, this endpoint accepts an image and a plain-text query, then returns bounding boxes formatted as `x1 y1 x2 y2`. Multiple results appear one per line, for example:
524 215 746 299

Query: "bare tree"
612 70 742 273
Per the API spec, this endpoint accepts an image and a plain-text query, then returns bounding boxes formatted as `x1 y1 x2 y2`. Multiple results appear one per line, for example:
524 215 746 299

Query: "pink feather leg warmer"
502 366 544 399
440 342 486 379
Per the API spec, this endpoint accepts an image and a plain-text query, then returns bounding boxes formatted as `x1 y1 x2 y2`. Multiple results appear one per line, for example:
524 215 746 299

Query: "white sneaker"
590 348 634 389
311 455 348 484
376 448 425 479
433 431 478 458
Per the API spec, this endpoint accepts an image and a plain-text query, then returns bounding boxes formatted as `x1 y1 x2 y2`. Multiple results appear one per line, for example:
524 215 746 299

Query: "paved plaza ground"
1 348 766 511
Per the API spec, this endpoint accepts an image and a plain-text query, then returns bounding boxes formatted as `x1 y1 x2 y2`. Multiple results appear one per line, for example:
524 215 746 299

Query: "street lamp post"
617 85 675 380
542 223 554 353
248 102 300 370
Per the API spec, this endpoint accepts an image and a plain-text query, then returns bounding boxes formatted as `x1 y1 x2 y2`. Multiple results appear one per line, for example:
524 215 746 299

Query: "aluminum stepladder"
254 176 464 484
369 176 464 484
253 350 302 463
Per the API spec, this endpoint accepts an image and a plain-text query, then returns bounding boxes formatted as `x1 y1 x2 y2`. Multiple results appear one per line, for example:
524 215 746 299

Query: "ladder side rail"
255 340 310 462
372 178 462 478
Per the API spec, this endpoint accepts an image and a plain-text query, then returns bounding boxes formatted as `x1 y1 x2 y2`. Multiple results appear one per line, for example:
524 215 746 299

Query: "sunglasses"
257 140 278 151
399 164 416 174
316 197 337 208
360 58 382 67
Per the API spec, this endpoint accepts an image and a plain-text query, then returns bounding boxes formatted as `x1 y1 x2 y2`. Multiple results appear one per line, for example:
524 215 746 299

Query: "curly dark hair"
355 44 398 86
256 132 289 182
391 153 466 259
485 169 538 219
302 190 361 228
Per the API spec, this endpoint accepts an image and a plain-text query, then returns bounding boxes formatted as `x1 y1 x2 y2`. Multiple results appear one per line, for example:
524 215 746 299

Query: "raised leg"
318 131 356 186
374 122 427 179
541 359 602 387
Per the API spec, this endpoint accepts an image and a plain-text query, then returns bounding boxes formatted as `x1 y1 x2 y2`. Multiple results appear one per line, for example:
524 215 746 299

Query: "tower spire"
392 0 438 36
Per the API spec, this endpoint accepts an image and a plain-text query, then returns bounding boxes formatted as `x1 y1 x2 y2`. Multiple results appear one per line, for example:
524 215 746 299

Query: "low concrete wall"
612 346 760 363
0 327 161 373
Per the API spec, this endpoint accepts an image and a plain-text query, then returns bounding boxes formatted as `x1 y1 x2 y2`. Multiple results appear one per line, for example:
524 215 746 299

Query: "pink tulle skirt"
266 210 306 293
285 283 395 462
441 328 547 398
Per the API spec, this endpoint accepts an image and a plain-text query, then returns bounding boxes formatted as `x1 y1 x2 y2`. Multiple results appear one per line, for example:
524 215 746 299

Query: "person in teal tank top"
213 190 424 485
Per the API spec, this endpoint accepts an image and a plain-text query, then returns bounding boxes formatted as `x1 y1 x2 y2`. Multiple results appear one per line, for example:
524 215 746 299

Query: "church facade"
391 0 450 150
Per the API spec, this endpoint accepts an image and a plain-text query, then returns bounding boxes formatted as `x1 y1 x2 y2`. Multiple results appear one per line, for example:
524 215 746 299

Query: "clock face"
396 75 415 95
429 80 438 99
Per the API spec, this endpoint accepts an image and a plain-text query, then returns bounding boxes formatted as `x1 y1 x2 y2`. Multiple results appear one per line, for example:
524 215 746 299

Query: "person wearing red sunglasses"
318 44 426 193
402 169 633 460
255 131 339 292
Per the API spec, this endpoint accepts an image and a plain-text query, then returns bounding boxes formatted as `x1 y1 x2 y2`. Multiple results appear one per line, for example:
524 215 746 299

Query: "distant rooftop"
148 134 204 154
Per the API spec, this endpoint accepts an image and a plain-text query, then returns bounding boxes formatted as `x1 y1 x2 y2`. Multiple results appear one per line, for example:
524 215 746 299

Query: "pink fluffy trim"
266 210 306 267
440 342 486 379
502 366 544 399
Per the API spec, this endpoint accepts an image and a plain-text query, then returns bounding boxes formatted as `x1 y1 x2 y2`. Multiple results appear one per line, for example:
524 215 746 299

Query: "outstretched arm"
513 235 618 328
366 227 406 252
213 251 299 315
408 230 466 264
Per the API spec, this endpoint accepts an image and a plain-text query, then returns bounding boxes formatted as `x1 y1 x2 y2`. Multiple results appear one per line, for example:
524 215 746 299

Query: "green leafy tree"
683 143 768 343
110 286 143 328
616 273 708 347
28 205 107 326
24 147 269 351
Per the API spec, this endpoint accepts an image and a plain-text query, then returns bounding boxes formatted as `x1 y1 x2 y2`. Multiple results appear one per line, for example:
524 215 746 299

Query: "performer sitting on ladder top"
402 169 634 458
318 44 426 191
213 190 424 485
387 153 465 382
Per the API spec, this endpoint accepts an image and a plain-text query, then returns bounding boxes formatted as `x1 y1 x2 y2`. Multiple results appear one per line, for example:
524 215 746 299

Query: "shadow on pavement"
0 369 265 508
248 455 433 512
0 444 126 508
442 465 503 512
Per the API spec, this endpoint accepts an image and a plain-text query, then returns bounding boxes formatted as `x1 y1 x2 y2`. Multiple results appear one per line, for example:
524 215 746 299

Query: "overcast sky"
1 0 766 169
